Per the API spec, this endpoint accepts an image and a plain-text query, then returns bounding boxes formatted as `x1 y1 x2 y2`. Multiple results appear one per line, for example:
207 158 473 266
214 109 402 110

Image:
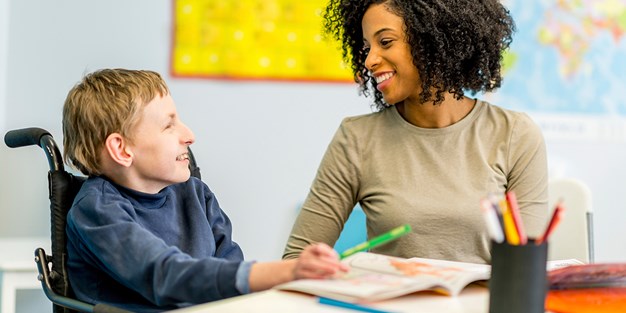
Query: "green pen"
339 224 412 259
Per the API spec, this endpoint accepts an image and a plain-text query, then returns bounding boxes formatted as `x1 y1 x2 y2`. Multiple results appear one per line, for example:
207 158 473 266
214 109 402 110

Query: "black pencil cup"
489 240 548 313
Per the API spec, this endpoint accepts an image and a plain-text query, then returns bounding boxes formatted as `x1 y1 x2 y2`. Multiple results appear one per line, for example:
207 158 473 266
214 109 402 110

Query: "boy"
63 69 347 312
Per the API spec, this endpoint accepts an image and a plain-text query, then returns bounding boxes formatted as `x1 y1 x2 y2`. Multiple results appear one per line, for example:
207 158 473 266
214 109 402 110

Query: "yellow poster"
172 0 352 82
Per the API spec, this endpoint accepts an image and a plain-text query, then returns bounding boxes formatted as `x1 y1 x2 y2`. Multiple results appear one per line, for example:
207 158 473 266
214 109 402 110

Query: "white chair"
547 178 594 263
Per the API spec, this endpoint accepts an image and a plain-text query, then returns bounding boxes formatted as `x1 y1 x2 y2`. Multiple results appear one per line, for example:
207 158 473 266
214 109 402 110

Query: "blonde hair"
62 69 169 175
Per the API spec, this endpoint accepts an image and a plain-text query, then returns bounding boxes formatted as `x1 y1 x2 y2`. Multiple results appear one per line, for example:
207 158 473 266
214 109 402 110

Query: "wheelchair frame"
5 127 201 313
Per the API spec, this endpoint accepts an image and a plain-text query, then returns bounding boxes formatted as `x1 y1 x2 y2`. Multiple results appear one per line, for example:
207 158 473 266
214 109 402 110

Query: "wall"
0 0 367 263
1 0 625 268
0 0 8 129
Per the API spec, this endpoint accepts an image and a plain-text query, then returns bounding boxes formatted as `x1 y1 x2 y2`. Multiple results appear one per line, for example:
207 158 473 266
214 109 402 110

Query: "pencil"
339 224 411 259
480 198 504 243
505 191 527 245
536 203 564 245
318 297 392 313
500 198 520 245
487 193 505 234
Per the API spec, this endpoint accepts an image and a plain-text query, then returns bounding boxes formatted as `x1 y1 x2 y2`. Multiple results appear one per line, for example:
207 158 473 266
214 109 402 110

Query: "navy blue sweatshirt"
66 176 251 312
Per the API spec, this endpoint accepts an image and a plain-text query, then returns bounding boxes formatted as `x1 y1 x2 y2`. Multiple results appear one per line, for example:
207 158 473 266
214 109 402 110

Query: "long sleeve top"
284 100 548 264
66 176 252 312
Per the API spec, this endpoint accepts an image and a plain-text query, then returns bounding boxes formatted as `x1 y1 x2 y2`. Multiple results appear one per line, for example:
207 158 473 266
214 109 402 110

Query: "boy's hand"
293 243 349 280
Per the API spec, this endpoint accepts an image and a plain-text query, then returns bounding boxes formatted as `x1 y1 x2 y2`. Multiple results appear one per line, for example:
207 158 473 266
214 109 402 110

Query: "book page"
345 253 490 296
276 266 442 302
275 252 490 303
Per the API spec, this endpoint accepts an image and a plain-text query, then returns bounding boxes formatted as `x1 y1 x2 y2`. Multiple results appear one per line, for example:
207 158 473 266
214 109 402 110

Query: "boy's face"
126 93 195 193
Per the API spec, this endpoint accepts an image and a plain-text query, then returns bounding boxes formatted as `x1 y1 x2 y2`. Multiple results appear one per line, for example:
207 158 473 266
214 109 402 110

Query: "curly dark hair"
323 0 515 111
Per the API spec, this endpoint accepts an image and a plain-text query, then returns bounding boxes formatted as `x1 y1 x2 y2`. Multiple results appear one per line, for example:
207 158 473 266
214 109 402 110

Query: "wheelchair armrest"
35 248 132 313
35 247 95 312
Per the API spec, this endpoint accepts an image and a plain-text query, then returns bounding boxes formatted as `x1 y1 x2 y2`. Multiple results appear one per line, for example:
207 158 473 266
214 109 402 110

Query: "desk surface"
171 285 489 313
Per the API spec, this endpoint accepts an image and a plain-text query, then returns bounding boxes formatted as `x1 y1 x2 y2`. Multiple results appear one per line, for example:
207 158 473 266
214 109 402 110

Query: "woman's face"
362 3 421 106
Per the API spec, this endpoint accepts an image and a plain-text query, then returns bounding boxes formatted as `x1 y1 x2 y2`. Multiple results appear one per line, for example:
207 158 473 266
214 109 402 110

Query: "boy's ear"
104 133 133 168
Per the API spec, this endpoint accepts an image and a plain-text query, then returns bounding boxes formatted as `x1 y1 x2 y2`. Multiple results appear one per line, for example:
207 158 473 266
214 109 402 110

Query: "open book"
275 252 491 303
276 252 584 304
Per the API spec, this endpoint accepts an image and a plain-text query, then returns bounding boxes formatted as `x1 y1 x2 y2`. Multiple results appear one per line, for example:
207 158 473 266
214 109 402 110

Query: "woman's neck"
396 94 476 128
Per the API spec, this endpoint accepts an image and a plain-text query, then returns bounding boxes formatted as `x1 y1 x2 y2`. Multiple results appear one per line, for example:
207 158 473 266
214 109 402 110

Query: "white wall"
0 0 8 129
1 0 625 268
0 0 367 263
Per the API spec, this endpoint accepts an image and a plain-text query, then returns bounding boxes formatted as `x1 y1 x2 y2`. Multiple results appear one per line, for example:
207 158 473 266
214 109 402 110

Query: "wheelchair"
4 127 201 313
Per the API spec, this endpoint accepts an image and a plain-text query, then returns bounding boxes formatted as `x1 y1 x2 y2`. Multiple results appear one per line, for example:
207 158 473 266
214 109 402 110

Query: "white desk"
171 259 576 313
0 237 50 313
170 285 490 313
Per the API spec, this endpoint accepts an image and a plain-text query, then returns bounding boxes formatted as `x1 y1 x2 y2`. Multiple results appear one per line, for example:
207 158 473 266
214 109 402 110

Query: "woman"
283 0 548 264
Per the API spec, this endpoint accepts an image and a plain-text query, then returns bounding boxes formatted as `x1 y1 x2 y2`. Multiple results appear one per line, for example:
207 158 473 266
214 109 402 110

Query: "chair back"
334 204 367 253
48 171 86 312
547 178 594 263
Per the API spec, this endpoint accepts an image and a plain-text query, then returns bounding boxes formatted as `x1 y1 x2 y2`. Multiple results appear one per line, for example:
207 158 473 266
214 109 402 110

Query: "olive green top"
284 100 548 264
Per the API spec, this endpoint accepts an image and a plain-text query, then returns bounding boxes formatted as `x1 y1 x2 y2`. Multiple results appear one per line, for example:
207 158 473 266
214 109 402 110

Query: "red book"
546 263 626 313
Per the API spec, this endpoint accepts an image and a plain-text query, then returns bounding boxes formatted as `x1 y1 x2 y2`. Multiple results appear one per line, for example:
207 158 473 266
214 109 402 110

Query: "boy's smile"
176 152 190 162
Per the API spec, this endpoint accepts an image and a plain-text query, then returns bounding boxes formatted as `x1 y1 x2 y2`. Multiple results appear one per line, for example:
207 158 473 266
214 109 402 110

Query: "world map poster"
493 0 626 141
